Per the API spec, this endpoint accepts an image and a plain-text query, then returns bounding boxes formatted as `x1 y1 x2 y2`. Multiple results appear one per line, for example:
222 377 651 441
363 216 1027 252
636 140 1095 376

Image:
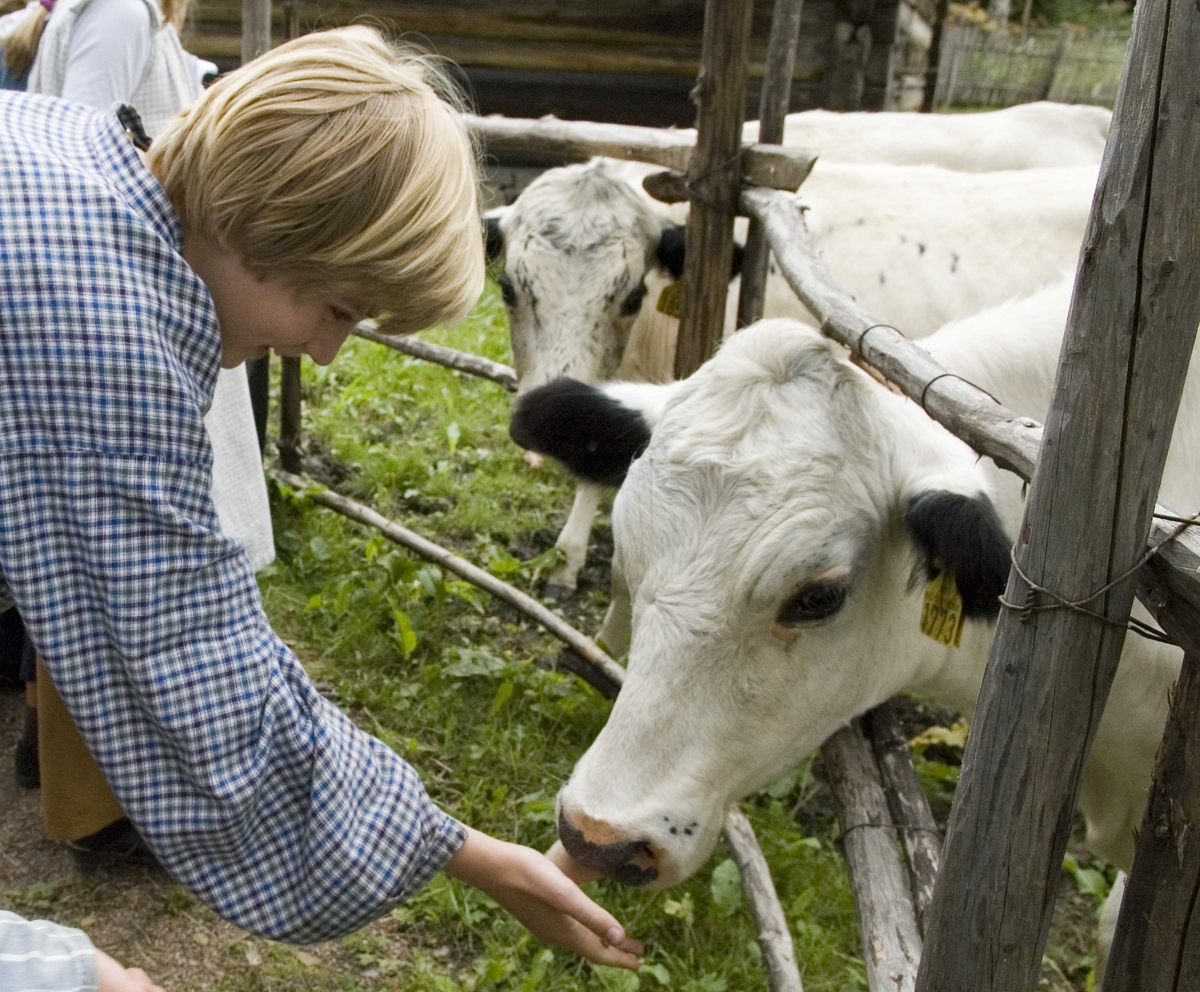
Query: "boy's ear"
484 211 506 263
904 490 1012 619
654 225 745 281
510 379 680 487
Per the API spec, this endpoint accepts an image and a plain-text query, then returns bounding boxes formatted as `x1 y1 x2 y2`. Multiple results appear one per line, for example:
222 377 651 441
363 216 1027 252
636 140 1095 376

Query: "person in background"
2 0 272 875
1 910 166 992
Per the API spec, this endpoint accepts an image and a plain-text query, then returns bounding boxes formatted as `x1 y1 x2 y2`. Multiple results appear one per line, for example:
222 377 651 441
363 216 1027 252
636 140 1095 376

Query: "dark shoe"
67 818 159 872
13 705 38 789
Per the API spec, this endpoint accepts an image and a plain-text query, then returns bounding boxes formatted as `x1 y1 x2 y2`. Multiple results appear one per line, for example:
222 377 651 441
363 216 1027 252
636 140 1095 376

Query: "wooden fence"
933 24 1128 108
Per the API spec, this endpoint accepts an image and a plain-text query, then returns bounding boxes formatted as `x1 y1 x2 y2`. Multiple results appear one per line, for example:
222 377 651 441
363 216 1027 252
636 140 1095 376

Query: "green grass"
254 280 868 992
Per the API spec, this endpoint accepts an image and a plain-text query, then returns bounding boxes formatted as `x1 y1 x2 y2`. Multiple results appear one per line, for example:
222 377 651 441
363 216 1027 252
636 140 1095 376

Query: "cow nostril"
558 808 659 886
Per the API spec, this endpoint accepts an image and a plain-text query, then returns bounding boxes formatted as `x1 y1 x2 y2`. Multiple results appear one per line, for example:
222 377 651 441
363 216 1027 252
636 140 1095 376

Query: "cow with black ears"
513 278 1199 971
489 157 1098 597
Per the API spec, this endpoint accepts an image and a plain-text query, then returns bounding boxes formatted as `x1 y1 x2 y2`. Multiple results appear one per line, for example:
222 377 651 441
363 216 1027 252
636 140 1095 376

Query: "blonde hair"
5 0 189 77
148 26 484 333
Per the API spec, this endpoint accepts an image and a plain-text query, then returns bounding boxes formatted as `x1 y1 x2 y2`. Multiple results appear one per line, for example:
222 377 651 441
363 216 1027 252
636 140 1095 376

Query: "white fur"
742 102 1111 170
558 280 1196 952
499 158 1098 590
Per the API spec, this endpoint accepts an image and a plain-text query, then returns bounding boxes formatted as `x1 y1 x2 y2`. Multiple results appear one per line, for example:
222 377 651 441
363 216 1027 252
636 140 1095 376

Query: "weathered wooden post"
674 0 756 378
921 0 951 112
242 0 273 452
915 0 1200 983
1105 541 1200 990
277 0 302 473
737 0 805 330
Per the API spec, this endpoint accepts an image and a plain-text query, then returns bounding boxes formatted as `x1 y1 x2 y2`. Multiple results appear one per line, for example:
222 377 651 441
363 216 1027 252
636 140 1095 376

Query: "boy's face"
183 230 364 369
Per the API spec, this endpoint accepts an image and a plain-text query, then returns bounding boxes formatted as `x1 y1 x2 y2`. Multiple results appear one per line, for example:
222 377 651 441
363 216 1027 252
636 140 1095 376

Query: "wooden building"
184 0 936 127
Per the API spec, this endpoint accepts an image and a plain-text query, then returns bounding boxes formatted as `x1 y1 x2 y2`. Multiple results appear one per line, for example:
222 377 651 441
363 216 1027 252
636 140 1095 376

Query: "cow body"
743 102 1112 170
495 159 1098 593
513 279 1196 931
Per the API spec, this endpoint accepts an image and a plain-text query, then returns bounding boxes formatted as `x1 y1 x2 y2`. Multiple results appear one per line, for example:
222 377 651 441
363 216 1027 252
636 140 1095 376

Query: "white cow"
492 158 1098 596
512 278 1198 966
742 102 1112 170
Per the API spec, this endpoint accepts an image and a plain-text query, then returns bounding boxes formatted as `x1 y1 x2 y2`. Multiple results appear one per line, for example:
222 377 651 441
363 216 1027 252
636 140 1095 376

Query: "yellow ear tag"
920 572 965 648
656 280 684 318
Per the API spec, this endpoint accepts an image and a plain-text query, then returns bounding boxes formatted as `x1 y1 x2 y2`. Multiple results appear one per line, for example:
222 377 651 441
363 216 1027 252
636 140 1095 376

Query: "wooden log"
279 356 302 473
725 806 807 992
822 721 922 992
240 0 270 61
921 0 950 111
674 0 756 378
740 182 1200 608
463 114 816 192
915 0 1200 980
1102 647 1200 991
738 0 806 329
863 703 941 934
275 471 627 689
352 321 518 392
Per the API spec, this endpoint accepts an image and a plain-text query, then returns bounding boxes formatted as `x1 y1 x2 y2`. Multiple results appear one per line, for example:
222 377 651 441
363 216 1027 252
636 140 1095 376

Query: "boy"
0 25 640 967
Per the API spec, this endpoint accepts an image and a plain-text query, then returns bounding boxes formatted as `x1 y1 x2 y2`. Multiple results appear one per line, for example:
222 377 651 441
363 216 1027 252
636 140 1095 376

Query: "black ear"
654 225 745 281
510 379 652 487
485 215 505 264
655 225 688 279
905 491 1011 619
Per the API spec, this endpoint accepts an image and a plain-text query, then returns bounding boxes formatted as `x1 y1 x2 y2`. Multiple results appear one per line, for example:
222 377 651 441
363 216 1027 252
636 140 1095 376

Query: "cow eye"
619 282 647 316
777 583 847 625
498 275 517 308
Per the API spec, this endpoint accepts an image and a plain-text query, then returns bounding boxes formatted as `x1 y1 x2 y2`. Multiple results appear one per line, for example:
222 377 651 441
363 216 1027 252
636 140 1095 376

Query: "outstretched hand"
445 827 643 970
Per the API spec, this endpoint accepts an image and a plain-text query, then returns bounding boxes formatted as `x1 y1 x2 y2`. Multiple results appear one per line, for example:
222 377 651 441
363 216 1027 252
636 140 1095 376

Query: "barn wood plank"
352 321 518 392
738 0 806 329
464 114 816 192
674 0 756 377
741 183 1200 609
822 722 922 992
863 703 941 934
913 0 1200 979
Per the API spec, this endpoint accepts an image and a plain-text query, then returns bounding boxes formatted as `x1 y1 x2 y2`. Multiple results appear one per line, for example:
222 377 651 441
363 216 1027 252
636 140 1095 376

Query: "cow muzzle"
557 806 661 887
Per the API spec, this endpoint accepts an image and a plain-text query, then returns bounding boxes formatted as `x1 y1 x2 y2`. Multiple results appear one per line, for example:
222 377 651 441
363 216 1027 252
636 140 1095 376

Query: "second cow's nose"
557 807 660 886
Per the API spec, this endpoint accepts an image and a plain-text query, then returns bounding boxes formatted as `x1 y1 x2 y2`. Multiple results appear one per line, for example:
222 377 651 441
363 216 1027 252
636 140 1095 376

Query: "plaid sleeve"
0 448 465 942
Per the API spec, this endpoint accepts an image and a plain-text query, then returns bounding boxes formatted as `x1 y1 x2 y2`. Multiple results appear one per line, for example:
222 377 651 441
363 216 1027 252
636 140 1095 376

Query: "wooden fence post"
242 0 272 452
674 0 755 379
1103 551 1200 990
737 0 805 330
277 1 302 473
921 0 950 111
914 0 1200 984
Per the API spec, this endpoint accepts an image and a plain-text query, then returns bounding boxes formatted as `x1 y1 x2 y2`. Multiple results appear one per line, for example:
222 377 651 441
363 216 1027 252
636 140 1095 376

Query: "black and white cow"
513 277 1200 968
490 158 1099 595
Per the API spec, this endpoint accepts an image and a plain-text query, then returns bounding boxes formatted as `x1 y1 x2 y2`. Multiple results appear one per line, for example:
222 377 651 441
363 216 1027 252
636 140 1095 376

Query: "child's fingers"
561 920 642 970
533 860 631 948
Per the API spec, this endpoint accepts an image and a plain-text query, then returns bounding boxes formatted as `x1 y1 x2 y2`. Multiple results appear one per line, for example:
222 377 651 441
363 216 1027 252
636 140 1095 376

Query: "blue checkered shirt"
0 92 466 942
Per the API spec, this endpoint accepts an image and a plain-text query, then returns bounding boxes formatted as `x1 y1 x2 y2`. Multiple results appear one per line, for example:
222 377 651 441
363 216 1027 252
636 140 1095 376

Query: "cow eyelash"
498 275 517 308
776 582 847 625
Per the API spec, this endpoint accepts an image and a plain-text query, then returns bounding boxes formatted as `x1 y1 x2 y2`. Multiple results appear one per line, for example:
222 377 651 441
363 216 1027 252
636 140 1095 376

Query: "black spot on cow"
950 251 960 274
905 490 1011 619
510 379 652 487
879 271 886 285
655 225 745 281
917 242 926 255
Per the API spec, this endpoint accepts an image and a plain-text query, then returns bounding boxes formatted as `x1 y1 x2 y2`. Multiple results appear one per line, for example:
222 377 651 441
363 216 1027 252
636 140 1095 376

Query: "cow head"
512 319 1011 887
487 160 740 396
